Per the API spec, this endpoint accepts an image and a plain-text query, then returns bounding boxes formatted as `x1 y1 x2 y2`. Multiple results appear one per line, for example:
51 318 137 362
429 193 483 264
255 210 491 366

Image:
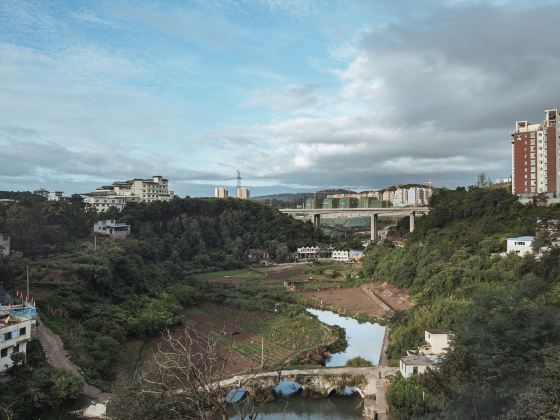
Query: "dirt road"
35 318 110 402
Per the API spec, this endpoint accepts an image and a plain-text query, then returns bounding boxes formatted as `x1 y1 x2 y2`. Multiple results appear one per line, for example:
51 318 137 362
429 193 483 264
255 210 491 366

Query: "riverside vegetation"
365 188 560 419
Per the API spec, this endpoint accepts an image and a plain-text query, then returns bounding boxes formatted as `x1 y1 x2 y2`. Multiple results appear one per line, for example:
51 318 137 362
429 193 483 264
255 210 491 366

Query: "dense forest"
365 188 560 418
0 195 321 391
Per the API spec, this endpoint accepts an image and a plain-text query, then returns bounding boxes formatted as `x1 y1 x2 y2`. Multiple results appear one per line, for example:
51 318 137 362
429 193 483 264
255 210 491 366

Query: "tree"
109 326 283 420
386 372 429 419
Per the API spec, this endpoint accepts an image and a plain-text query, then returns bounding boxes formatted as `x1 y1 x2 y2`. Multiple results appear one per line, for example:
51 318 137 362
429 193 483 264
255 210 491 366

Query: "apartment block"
214 187 229 198
512 109 559 196
236 187 250 200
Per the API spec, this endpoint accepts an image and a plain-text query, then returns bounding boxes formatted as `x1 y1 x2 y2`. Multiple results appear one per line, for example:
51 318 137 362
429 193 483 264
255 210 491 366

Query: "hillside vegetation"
0 196 321 388
365 188 560 418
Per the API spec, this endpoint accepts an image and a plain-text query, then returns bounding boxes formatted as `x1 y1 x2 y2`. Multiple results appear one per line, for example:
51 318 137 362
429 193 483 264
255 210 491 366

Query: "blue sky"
1 0 560 196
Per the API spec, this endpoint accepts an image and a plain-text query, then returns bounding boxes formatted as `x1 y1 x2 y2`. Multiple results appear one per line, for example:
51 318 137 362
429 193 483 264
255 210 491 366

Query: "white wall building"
0 234 9 256
393 188 408 207
399 355 435 378
93 176 174 204
0 317 32 372
331 250 349 262
214 187 229 198
83 195 127 212
94 220 131 240
419 329 454 355
236 187 250 200
506 236 534 256
47 191 64 201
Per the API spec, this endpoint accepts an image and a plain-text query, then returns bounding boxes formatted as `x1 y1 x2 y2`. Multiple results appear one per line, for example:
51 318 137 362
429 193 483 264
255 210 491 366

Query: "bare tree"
109 326 285 420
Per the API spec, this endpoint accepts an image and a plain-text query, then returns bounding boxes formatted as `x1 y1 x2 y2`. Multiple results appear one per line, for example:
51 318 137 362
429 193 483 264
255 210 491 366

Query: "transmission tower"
236 169 242 188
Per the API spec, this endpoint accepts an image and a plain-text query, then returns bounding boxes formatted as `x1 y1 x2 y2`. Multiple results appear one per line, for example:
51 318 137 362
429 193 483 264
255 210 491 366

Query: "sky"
1 0 560 197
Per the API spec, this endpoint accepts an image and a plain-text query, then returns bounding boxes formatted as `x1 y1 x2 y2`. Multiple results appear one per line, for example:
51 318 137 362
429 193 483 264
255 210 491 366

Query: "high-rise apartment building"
236 187 250 200
511 109 559 196
214 187 229 198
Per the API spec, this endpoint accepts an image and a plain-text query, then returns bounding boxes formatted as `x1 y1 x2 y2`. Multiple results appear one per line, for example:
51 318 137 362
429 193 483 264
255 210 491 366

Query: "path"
35 318 111 402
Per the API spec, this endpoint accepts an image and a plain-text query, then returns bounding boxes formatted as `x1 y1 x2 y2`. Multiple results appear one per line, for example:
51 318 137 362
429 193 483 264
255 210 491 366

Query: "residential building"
47 191 64 201
236 187 250 200
305 197 320 209
94 220 131 240
393 188 408 207
33 188 49 198
418 329 454 355
0 199 15 207
332 250 349 262
0 234 10 256
0 315 32 372
322 198 339 209
382 190 394 203
83 194 127 212
358 198 385 208
92 176 174 204
296 246 333 260
349 250 364 262
399 355 435 378
511 109 560 197
214 187 229 198
506 236 534 256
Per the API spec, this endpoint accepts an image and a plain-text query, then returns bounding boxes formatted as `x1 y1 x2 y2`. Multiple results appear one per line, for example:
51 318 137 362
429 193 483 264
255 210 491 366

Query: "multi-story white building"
94 176 174 204
512 109 560 197
0 234 10 256
418 329 454 355
214 187 229 198
393 187 432 207
331 250 349 262
47 191 64 201
83 194 127 212
393 188 408 207
236 187 250 200
0 316 32 372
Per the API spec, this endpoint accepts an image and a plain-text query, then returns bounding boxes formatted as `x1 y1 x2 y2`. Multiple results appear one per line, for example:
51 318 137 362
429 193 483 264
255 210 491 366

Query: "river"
307 308 386 366
228 308 386 418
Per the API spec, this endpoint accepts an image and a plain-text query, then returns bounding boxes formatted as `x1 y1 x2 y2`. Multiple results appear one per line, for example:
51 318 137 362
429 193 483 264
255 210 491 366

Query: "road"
35 318 111 402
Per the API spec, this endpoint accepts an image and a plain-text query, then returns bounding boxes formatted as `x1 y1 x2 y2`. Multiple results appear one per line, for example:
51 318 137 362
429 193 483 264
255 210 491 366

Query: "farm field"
367 282 412 312
300 286 387 318
157 304 339 375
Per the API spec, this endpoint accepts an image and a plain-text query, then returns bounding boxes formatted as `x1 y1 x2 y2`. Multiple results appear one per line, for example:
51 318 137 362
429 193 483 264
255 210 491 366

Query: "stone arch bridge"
219 366 398 400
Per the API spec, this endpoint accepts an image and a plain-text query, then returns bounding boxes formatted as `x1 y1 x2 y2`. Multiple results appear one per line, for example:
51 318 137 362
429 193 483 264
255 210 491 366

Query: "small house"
399 355 435 378
0 315 32 372
94 220 131 240
419 329 454 355
348 249 364 262
331 250 349 262
506 236 534 256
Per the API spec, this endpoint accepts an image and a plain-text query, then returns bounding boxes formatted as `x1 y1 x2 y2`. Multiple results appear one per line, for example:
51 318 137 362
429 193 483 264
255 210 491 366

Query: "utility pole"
94 235 97 252
261 338 264 368
26 265 29 302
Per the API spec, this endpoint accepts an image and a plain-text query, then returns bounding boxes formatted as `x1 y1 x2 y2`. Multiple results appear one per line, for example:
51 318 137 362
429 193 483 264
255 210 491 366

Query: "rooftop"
507 236 535 241
427 328 454 335
400 355 435 366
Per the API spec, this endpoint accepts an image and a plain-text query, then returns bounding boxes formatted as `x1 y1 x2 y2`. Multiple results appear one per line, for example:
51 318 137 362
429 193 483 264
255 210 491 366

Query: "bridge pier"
370 214 378 242
409 211 415 232
313 213 321 228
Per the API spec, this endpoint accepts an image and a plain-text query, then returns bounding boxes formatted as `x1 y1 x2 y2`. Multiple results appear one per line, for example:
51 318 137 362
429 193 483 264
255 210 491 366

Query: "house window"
19 327 26 336
4 332 11 341
413 367 418 375
13 344 19 353
0 348 7 358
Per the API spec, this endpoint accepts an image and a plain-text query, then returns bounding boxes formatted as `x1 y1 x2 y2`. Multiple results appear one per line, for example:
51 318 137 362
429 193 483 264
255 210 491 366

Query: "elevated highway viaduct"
279 207 430 242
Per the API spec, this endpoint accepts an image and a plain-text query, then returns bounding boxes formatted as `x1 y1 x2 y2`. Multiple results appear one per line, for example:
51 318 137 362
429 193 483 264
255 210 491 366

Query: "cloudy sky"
1 0 559 197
